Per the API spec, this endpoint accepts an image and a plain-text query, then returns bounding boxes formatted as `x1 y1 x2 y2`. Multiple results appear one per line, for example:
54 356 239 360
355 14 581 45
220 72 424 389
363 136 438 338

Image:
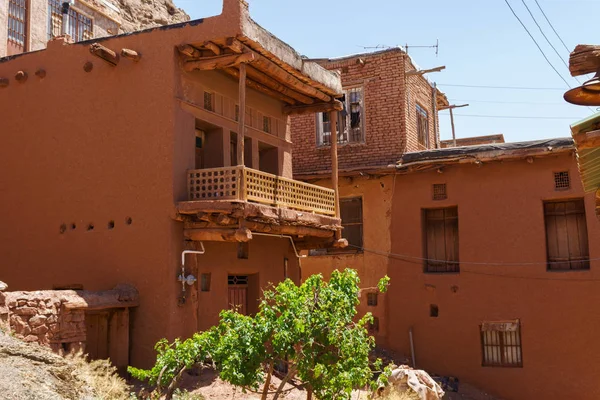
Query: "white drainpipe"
178 244 205 302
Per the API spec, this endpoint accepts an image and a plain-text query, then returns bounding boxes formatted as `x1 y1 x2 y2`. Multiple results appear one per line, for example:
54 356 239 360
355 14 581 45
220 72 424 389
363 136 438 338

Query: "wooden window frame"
8 0 30 54
309 197 363 256
480 321 523 368
423 206 459 273
416 103 429 148
316 86 365 147
544 198 590 271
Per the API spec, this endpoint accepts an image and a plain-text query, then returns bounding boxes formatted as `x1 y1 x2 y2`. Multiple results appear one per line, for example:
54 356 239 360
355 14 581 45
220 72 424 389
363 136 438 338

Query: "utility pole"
439 104 469 147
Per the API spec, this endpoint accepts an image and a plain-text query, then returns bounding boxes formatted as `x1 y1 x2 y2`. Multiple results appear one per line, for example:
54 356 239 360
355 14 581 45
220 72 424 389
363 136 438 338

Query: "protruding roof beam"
183 52 256 72
283 100 344 115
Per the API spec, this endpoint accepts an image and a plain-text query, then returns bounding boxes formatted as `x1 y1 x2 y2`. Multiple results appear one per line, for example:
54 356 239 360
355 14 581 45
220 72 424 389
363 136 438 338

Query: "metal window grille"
203 91 214 112
367 292 378 306
416 104 429 148
433 183 447 201
480 321 522 367
8 0 28 52
227 275 248 285
423 207 459 273
554 171 570 191
47 0 93 42
544 199 590 270
263 116 271 133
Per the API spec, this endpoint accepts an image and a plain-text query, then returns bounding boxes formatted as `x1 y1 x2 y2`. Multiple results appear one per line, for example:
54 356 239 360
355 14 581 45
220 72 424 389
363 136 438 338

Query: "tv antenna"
360 39 440 57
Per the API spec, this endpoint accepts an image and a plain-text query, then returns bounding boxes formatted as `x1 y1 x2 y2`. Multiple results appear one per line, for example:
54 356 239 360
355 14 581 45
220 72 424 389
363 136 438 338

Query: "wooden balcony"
178 166 344 249
187 166 336 217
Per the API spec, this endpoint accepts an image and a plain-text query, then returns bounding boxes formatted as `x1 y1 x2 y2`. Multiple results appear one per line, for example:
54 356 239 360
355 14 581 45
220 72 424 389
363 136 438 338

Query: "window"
432 183 447 201
48 0 93 42
480 320 522 367
554 171 570 191
200 274 211 292
316 87 364 146
416 104 429 148
8 0 28 55
203 91 214 112
430 304 439 318
423 207 459 273
544 199 589 270
367 293 378 306
263 116 272 133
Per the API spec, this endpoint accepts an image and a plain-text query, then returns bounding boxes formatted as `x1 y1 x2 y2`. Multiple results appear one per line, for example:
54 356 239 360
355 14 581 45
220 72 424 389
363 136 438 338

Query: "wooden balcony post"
330 111 340 219
237 63 247 166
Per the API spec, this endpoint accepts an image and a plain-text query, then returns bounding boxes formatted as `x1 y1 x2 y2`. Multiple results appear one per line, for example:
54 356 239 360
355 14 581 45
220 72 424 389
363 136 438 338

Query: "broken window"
480 320 522 367
316 87 364 146
423 207 459 273
48 0 93 42
416 104 429 148
544 199 589 271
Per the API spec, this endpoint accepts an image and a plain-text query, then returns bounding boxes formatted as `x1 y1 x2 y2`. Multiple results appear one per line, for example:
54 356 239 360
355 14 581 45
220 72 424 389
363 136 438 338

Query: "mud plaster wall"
0 9 247 367
387 153 600 400
299 175 394 342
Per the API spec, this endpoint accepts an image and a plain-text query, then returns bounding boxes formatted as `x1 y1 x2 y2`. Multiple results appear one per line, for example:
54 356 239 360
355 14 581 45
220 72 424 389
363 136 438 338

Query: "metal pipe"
251 232 306 259
178 244 206 303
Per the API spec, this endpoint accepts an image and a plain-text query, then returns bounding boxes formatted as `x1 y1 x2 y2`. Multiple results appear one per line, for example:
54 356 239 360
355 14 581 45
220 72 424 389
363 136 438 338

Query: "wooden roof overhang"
177 36 344 116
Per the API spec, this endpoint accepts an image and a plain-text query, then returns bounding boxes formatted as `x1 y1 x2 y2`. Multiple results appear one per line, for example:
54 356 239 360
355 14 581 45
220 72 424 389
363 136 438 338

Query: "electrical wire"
534 0 571 54
438 83 564 90
503 0 572 88
449 114 582 120
448 99 565 105
347 245 600 282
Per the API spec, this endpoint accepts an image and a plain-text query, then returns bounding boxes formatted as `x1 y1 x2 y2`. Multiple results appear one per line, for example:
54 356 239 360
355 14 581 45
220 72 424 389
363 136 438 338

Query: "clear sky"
173 0 600 143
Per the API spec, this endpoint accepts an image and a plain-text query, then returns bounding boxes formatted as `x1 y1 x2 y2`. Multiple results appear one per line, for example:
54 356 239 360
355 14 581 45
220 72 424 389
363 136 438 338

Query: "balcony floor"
176 200 343 250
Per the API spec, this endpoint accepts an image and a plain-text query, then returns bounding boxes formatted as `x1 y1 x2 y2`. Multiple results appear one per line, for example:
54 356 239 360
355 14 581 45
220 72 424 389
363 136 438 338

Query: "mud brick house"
0 0 346 367
291 49 600 399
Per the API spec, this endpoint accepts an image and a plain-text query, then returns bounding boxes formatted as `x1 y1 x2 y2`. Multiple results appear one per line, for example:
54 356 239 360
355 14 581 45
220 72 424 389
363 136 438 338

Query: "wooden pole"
330 111 340 219
449 107 456 148
238 63 247 166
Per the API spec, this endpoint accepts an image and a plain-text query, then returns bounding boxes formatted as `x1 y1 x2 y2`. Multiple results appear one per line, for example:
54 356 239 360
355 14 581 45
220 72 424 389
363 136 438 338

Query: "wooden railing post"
330 111 340 219
240 165 247 202
237 63 247 166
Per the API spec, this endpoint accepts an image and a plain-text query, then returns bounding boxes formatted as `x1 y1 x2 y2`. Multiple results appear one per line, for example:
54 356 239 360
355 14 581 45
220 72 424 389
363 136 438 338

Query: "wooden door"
85 312 110 360
228 286 248 314
7 0 27 56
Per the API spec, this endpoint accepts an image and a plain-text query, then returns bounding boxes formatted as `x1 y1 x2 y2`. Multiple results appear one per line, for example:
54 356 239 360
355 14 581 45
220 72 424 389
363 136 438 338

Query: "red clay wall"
386 153 600 400
292 49 439 176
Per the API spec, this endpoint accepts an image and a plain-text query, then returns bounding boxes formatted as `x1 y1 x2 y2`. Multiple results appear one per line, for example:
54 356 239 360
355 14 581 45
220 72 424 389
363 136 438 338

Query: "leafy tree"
130 269 390 400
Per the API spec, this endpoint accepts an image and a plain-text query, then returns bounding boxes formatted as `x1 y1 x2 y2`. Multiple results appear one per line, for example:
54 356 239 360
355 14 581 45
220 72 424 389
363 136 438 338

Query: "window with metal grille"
417 104 429 148
203 91 214 111
544 199 589 271
227 275 248 285
433 183 447 201
316 87 364 146
48 0 93 42
423 207 459 273
554 171 570 191
263 116 272 133
480 320 522 367
367 292 378 306
8 0 28 53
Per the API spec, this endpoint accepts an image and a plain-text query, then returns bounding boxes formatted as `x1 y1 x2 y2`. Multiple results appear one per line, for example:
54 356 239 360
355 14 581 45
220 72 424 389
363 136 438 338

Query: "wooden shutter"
424 207 459 272
544 199 589 270
340 197 363 249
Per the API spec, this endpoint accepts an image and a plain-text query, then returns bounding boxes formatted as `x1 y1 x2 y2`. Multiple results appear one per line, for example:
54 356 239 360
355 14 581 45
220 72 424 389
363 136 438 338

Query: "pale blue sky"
173 0 599 143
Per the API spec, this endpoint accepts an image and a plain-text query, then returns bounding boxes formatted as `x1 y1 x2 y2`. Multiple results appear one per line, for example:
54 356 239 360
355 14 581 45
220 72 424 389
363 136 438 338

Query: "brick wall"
292 48 441 175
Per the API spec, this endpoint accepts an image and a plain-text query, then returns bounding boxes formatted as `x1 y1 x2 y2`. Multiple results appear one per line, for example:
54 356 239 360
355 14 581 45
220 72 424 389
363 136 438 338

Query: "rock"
14 307 37 316
29 315 47 327
17 300 26 307
112 0 190 33
0 281 7 291
23 335 39 343
31 325 49 335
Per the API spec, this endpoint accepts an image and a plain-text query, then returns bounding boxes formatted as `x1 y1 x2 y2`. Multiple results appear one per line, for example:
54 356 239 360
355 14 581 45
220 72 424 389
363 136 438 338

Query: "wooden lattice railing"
187 166 336 216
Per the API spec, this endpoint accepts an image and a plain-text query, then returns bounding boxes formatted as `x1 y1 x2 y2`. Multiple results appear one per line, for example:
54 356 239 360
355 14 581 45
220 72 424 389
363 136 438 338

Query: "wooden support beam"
184 228 252 242
569 45 600 77
223 68 297 105
224 37 332 102
184 52 255 72
245 65 314 104
238 63 247 166
202 41 222 55
574 129 600 150
330 111 340 220
178 44 203 58
284 100 344 115
90 43 119 66
121 48 141 62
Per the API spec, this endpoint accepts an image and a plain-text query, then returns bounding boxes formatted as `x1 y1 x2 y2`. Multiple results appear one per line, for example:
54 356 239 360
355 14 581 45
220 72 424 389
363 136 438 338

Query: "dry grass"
67 351 132 399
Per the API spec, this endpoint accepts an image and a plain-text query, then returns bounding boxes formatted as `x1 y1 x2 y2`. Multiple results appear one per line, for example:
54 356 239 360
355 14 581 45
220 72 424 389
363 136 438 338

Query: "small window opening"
430 304 439 317
480 320 522 367
263 116 272 133
554 171 570 191
237 242 249 259
367 292 378 306
200 273 211 292
203 91 214 112
417 104 429 148
433 183 447 201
